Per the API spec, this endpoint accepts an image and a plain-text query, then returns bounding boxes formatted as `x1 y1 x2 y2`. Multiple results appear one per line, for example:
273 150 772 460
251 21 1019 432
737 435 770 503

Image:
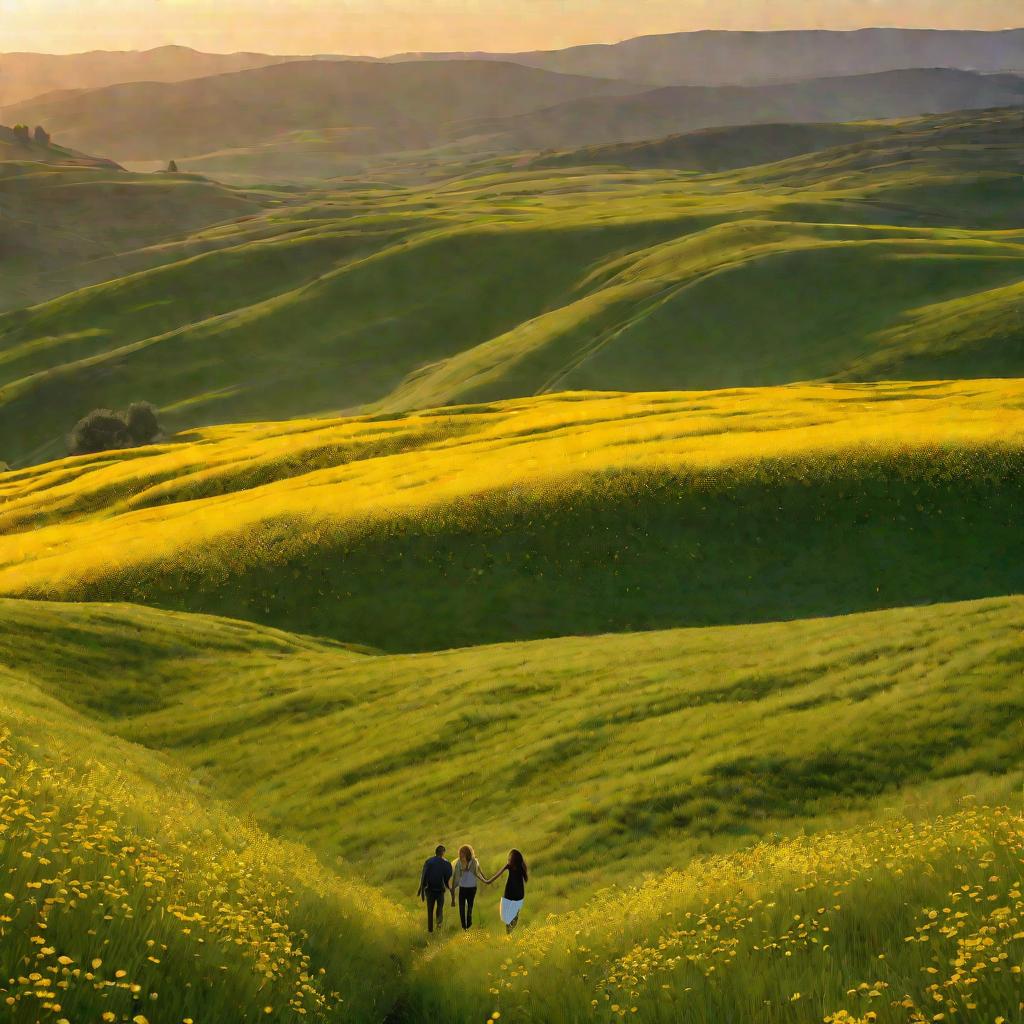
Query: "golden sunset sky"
1 0 1021 55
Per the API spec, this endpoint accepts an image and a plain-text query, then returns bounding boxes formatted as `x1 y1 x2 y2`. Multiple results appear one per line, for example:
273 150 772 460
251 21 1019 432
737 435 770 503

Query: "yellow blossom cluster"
439 805 1024 1024
0 728 409 1023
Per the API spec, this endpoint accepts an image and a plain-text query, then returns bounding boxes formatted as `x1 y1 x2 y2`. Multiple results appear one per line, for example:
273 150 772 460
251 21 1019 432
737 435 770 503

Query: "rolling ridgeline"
3 107 1024 465
1 39 1024 1024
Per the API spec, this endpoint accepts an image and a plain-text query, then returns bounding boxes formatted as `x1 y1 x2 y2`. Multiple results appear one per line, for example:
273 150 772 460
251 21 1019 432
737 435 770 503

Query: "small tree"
125 401 161 445
67 410 133 456
12 124 29 142
33 125 50 146
167 159 179 172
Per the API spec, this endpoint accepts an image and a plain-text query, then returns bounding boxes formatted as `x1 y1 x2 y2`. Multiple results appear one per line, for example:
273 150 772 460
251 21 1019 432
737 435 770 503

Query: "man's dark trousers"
426 889 446 932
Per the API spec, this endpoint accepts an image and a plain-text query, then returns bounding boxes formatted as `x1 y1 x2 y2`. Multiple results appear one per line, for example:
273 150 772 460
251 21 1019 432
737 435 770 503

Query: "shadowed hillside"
1 59 641 163
459 68 1024 151
0 141 267 314
530 120 892 172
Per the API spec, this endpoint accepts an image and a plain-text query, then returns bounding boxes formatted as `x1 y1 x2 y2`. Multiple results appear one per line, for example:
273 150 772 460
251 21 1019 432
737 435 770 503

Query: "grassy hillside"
0 122 119 165
414 802 1024 1023
2 591 1022 1020
4 107 1024 465
0 382 1022 651
1 591 1021 906
0 148 269 314
3 59 640 163
530 121 891 172
0 633 415 1023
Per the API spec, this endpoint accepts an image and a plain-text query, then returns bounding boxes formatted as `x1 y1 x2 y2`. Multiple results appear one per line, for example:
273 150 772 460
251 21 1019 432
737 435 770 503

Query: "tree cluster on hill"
10 123 51 146
67 402 163 456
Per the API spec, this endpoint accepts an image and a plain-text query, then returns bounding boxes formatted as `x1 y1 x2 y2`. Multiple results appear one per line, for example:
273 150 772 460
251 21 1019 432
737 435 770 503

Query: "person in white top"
452 844 487 930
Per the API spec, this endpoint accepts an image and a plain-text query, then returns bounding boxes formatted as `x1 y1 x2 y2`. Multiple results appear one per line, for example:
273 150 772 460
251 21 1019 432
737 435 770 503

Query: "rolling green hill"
0 132 270 314
529 120 892 172
1 382 1022 651
2 590 1022 903
3 590 1022 1022
3 107 1024 465
0 622 415 1024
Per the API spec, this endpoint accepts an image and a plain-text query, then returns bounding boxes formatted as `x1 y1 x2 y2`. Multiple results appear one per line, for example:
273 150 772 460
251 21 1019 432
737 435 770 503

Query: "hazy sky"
2 0 1022 56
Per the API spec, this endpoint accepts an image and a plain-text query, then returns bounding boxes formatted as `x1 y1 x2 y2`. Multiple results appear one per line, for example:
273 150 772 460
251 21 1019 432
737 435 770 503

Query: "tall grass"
410 804 1024 1024
0 715 416 1023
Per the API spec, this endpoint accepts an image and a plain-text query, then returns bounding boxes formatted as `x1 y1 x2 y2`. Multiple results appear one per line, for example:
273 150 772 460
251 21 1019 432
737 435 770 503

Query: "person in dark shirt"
482 848 529 933
417 843 454 932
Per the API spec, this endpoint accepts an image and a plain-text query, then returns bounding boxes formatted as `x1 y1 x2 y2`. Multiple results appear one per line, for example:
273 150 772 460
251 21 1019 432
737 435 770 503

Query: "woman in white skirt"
483 849 528 933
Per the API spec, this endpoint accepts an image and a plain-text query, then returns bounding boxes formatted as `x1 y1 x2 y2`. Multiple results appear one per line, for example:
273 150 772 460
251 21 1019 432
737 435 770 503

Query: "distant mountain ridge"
5 61 1022 168
0 60 641 162
456 67 1024 152
386 27 1024 85
0 45 313 107
3 28 1024 110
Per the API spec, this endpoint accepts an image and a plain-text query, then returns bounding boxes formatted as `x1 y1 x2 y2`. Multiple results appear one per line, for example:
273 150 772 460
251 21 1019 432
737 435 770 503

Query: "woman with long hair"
452 844 484 930
482 849 528 933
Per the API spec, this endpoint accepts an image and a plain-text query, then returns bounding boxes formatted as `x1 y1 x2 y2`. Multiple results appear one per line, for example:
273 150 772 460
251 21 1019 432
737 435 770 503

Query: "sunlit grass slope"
1 382 1022 650
3 108 1024 466
1 585 1021 906
0 638 415 1023
4 594 1022 1020
414 803 1024 1024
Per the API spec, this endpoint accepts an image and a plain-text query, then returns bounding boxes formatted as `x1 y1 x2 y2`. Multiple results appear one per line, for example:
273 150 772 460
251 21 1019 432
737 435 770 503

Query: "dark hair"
508 849 528 882
435 844 446 856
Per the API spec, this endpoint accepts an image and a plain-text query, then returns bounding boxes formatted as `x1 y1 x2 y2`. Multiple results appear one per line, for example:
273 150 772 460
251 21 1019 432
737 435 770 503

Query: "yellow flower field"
0 380 1023 650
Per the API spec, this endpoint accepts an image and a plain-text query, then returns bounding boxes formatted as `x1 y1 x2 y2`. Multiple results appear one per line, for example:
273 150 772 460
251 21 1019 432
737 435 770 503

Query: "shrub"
125 401 162 445
67 402 163 456
67 410 133 455
32 125 50 146
12 124 29 142
167 159 179 172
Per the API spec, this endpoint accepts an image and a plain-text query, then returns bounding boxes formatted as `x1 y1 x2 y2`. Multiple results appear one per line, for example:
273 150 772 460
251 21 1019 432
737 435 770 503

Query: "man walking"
417 843 453 932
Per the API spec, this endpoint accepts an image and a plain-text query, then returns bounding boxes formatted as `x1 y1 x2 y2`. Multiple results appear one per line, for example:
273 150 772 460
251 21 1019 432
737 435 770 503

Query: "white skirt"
500 897 524 925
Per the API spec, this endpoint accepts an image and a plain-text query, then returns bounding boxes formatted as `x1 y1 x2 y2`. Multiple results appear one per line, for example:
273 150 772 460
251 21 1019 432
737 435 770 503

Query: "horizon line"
6 23 1024 61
